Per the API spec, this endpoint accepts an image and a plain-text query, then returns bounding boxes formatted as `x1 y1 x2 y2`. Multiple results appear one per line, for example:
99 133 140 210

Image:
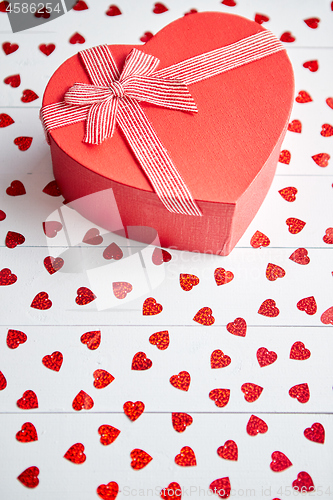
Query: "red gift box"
41 12 294 255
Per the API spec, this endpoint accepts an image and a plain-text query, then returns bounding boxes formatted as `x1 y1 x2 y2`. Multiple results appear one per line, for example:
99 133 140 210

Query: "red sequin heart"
16 422 38 442
21 89 39 103
83 228 103 245
149 330 169 350
34 6 50 18
289 248 310 265
142 297 163 315
266 263 286 281
170 371 190 391
14 136 32 151
280 31 295 43
42 351 63 371
226 317 247 336
75 287 96 305
130 449 152 469
73 0 88 10
31 292 52 310
326 97 333 109
246 415 268 436
214 268 234 285
69 32 85 44
43 221 62 238
6 329 27 349
72 390 94 410
17 390 38 409
17 466 39 488
209 388 230 408
43 256 64 274
209 477 231 499
279 150 291 164
160 482 182 500
0 113 14 127
81 330 101 350
292 471 315 493
43 180 61 196
222 0 236 5
288 120 302 133
297 296 317 315
140 32 154 43
323 227 333 244
270 451 292 472
152 247 172 264
4 74 20 87
320 307 333 325
39 43 55 56
153 2 168 13
254 13 269 24
171 412 193 433
241 383 263 402
2 41 19 54
258 299 279 317
256 347 277 367
304 422 325 444
290 341 311 360
98 425 121 445
289 383 310 403
278 186 297 202
217 440 238 461
304 17 320 29
321 123 333 137
105 4 121 16
312 153 330 167
6 180 25 196
0 371 7 390
250 230 270 248
103 242 123 260
112 282 132 299
5 231 25 248
193 307 215 325
64 443 86 464
175 446 196 466
0 210 6 221
132 352 152 370
303 60 318 72
0 1 9 12
210 349 231 369
286 217 306 234
295 90 312 103
179 273 199 291
0 268 17 285
97 481 119 500
123 401 145 421
93 369 114 389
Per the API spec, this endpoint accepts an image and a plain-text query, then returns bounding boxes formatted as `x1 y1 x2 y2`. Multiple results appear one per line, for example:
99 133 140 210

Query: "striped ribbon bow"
41 30 285 216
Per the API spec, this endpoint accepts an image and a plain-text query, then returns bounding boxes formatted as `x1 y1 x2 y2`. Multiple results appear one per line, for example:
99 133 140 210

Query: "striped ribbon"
41 30 285 216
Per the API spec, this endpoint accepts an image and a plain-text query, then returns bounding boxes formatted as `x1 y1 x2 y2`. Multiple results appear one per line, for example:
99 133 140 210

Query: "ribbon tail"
117 98 202 216
40 102 91 144
84 98 118 144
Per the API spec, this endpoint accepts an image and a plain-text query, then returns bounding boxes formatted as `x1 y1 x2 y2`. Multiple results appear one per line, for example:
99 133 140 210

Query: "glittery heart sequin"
0 268 17 285
31 292 52 310
82 228 103 245
42 351 63 371
123 401 145 421
0 210 6 221
210 349 231 369
73 0 88 10
16 422 38 442
326 97 333 109
75 287 96 305
179 273 199 291
93 369 115 389
246 415 268 436
39 43 55 56
2 41 19 54
286 218 306 234
170 371 190 391
304 17 320 28
297 296 317 315
289 383 310 403
270 451 292 472
97 481 119 500
289 248 310 265
290 341 311 360
98 425 121 445
17 390 38 409
222 0 236 5
217 440 238 461
153 2 168 13
42 221 63 238
132 352 152 370
258 299 279 317
278 186 297 202
6 180 25 195
4 73 20 87
130 449 152 470
69 32 85 44
214 268 234 285
254 13 269 24
292 471 315 493
209 388 230 408
149 330 169 350
303 60 318 72
288 120 302 133
112 282 133 299
0 113 14 127
14 136 33 151
42 180 61 196
320 307 333 325
21 89 39 103
193 307 215 325
142 297 163 315
81 330 101 350
265 263 286 281
64 443 86 464
312 153 330 167
105 4 121 16
226 317 247 336
5 231 25 248
241 383 263 402
250 230 270 248
279 150 291 164
103 242 123 260
152 247 172 265
256 347 277 367
304 422 325 444
172 413 193 433
280 31 296 43
140 32 154 43
0 371 7 390
160 482 182 500
43 256 64 274
323 228 333 244
321 123 333 137
209 477 231 499
175 446 196 466
17 466 39 488
295 90 312 103
72 390 94 410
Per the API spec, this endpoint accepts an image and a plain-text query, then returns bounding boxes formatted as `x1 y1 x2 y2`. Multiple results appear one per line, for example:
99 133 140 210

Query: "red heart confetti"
256 347 277 367
17 466 39 488
175 446 196 466
179 273 199 291
43 256 64 274
286 217 306 234
280 31 296 43
0 210 6 221
246 415 268 436
270 451 293 472
288 120 302 133
295 90 313 103
304 422 325 444
42 221 62 238
17 390 38 409
292 471 315 493
132 351 152 370
160 482 182 500
112 282 133 299
289 383 310 403
297 296 317 315
0 1 9 12
5 231 25 248
149 330 169 350
31 292 52 310
250 230 270 248
69 32 85 44
93 369 115 389
278 186 297 202
76 287 96 305
209 477 231 499
217 440 238 461
82 228 103 245
210 349 231 369
143 297 163 315
222 0 236 5
303 60 318 72
6 180 25 196
97 482 119 500
312 153 330 167
326 97 333 109
323 227 333 244
289 248 310 265
153 2 168 14
42 180 61 196
103 242 123 260
172 412 193 433
193 307 215 325
214 268 234 285
81 330 101 349
6 329 27 349
241 383 263 402
14 136 32 151
72 390 94 410
209 388 230 408
226 317 247 337
130 449 152 469
4 74 20 87
140 32 154 43
254 13 269 24
290 341 311 360
321 123 333 137
64 443 86 464
279 150 291 164
304 17 320 29
0 113 14 127
320 307 333 325
21 89 39 103
123 401 145 421
2 42 19 55
98 425 121 445
16 422 38 442
106 4 121 16
170 371 190 391
73 0 88 10
266 263 286 281
0 371 7 390
152 247 172 265
0 268 17 285
258 299 279 317
34 6 50 18
42 351 63 371
39 43 55 56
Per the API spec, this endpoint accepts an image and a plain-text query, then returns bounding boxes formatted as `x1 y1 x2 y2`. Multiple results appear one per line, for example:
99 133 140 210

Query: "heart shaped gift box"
41 12 294 255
